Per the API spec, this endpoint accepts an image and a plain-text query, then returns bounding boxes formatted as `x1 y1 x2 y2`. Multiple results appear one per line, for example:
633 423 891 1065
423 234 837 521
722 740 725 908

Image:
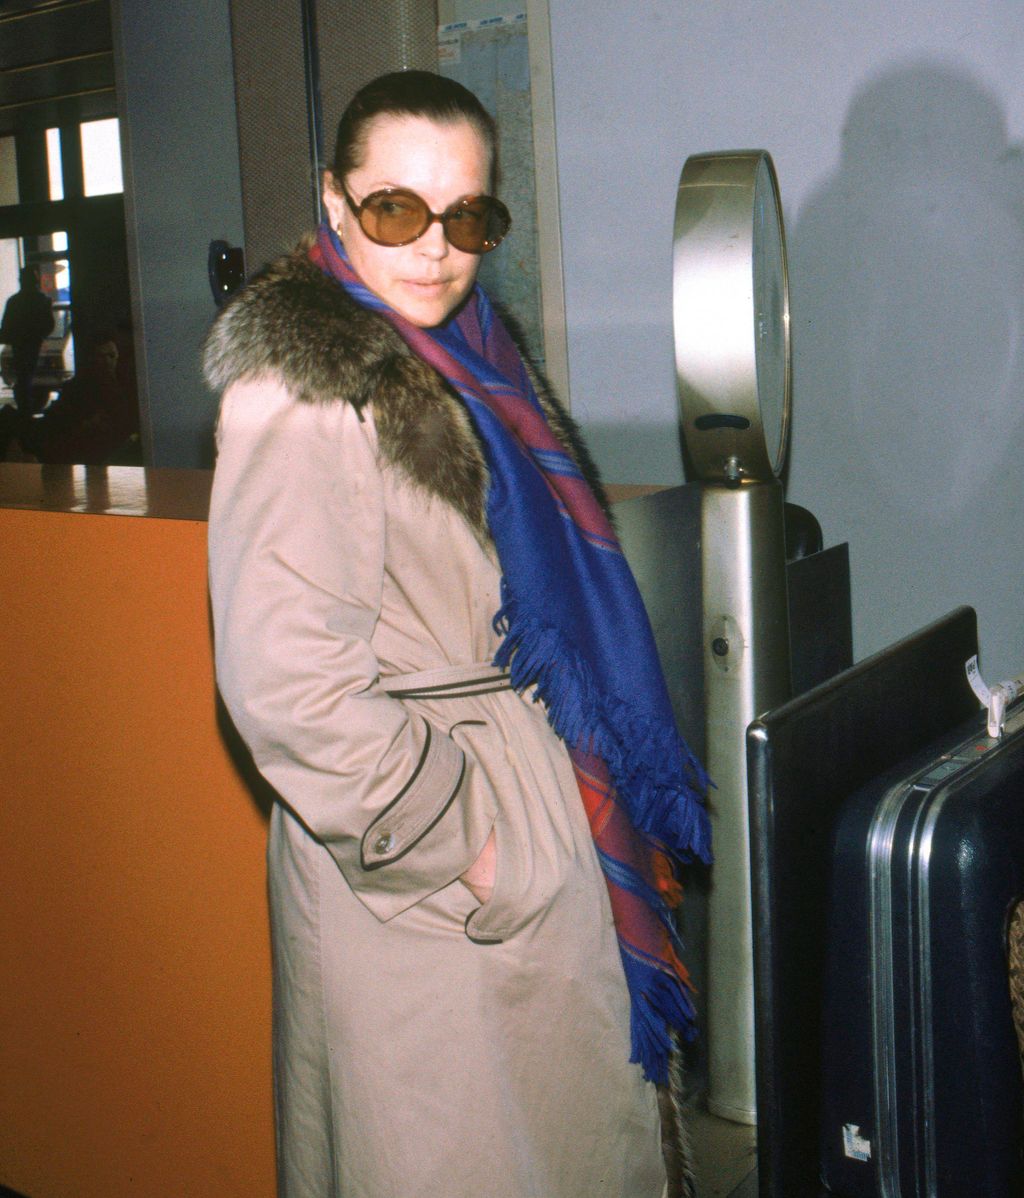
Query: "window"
44 121 124 199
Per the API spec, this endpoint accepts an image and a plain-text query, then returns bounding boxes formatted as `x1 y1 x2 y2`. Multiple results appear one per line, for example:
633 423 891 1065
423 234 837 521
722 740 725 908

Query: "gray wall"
547 1 1024 678
113 0 244 468
111 0 1024 678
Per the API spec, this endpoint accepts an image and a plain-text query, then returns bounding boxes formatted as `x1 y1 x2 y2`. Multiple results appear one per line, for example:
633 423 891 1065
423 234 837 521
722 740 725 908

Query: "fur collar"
203 244 607 542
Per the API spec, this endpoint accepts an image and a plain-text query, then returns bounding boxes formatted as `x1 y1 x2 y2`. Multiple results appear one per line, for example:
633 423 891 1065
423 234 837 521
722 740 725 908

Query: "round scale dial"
673 150 791 482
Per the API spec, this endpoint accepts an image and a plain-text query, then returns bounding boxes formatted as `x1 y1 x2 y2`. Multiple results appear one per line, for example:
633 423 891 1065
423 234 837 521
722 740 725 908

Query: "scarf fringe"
495 596 709 1082
620 949 699 1085
493 596 712 866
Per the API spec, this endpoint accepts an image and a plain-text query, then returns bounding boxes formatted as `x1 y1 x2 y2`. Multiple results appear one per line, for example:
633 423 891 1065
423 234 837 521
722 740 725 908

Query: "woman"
205 70 710 1198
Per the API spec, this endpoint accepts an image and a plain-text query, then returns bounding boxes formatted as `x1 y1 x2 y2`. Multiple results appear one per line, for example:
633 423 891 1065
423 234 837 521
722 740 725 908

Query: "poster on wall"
439 14 544 372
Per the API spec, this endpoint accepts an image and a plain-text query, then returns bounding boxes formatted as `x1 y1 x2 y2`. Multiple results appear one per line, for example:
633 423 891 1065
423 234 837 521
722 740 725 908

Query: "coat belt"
384 663 512 701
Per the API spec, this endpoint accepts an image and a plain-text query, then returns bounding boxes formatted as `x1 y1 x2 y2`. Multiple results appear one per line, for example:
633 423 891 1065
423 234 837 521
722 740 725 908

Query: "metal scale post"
673 150 793 1125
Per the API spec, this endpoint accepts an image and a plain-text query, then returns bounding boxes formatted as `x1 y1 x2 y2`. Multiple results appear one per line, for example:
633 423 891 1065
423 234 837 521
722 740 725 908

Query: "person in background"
205 69 710 1198
29 330 138 465
0 266 54 427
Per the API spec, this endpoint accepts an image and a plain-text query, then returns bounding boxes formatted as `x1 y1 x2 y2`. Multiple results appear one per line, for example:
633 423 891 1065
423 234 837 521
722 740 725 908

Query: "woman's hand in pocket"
459 828 496 904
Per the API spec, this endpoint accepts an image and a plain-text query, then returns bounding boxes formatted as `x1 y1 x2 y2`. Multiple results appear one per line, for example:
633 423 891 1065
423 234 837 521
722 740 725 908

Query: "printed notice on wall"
438 14 543 370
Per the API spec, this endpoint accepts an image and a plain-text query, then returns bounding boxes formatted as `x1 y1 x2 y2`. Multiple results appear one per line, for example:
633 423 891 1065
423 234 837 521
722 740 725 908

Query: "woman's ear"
321 171 346 231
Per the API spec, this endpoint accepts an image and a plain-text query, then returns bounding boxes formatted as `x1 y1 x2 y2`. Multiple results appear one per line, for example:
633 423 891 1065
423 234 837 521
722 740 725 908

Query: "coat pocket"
458 708 580 945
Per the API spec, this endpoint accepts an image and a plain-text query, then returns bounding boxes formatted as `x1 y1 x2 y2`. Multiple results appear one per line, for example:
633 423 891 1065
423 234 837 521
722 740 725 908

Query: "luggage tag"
966 655 1024 739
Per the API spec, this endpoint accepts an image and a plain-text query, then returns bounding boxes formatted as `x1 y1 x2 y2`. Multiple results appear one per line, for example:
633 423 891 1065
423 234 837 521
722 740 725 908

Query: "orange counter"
0 465 665 1198
0 464 275 1198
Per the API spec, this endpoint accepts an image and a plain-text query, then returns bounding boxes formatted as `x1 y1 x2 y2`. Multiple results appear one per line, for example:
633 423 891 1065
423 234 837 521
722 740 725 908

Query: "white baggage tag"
966 655 1024 739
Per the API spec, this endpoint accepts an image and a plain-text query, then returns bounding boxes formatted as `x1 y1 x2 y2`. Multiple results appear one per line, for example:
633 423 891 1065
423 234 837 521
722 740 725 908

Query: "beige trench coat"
208 376 667 1198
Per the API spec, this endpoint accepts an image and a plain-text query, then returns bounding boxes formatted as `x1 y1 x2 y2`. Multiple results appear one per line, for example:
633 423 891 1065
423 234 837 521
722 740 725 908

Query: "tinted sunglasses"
341 184 511 254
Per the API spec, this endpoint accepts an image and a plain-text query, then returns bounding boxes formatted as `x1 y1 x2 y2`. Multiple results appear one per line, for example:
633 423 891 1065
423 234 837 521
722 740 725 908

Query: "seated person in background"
30 331 139 465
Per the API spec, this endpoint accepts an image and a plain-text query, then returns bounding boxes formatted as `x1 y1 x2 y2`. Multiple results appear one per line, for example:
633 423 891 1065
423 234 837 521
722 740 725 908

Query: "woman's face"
323 114 492 328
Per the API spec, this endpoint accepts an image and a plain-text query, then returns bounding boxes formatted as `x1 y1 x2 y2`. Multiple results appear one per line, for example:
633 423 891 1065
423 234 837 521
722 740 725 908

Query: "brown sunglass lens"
360 192 428 245
444 198 511 253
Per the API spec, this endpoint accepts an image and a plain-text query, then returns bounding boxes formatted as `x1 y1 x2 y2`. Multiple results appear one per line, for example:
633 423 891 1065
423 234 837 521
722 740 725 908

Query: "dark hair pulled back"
329 70 498 186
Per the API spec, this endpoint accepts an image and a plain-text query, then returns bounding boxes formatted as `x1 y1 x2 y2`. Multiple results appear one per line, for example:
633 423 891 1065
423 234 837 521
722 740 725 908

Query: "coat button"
373 831 395 855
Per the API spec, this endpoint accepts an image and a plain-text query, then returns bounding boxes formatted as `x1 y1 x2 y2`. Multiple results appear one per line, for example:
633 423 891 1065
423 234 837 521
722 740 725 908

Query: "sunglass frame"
341 185 511 254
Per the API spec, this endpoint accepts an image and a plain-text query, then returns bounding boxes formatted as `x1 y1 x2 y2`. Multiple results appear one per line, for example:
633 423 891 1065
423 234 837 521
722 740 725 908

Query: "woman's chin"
389 281 469 328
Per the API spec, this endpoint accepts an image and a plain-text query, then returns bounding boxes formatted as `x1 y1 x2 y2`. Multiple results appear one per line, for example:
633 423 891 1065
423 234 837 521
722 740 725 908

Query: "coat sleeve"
208 376 498 921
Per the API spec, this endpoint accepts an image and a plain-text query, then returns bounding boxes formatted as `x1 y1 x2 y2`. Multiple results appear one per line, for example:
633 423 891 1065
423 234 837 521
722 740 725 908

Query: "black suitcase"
820 692 1024 1196
747 606 986 1197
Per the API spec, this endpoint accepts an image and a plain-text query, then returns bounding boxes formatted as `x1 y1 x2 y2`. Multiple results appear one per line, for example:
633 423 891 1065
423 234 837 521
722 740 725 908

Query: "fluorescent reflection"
82 119 123 197
46 128 64 200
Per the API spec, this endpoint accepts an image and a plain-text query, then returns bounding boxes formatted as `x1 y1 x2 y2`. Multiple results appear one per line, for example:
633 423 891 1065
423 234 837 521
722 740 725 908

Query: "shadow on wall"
580 419 692 487
786 60 1024 675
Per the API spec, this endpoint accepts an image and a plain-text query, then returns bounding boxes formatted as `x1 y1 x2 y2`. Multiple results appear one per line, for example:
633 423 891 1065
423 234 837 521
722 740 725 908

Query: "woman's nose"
415 216 449 259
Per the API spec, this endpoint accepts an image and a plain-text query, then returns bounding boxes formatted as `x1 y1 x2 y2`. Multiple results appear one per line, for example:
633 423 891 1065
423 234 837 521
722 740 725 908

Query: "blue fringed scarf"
312 225 712 1083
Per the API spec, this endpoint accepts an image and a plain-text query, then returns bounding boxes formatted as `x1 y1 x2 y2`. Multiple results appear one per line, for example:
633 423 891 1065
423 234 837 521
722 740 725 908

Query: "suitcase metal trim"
867 702 1024 1197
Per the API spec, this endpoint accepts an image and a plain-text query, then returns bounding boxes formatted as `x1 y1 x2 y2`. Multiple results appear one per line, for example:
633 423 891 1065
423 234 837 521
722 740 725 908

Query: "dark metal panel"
227 0 313 272
787 542 852 697
0 0 114 136
226 0 438 276
315 0 438 145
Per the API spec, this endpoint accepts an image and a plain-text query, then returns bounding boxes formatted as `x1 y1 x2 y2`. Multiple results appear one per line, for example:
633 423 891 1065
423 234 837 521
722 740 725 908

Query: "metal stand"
702 478 791 1124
